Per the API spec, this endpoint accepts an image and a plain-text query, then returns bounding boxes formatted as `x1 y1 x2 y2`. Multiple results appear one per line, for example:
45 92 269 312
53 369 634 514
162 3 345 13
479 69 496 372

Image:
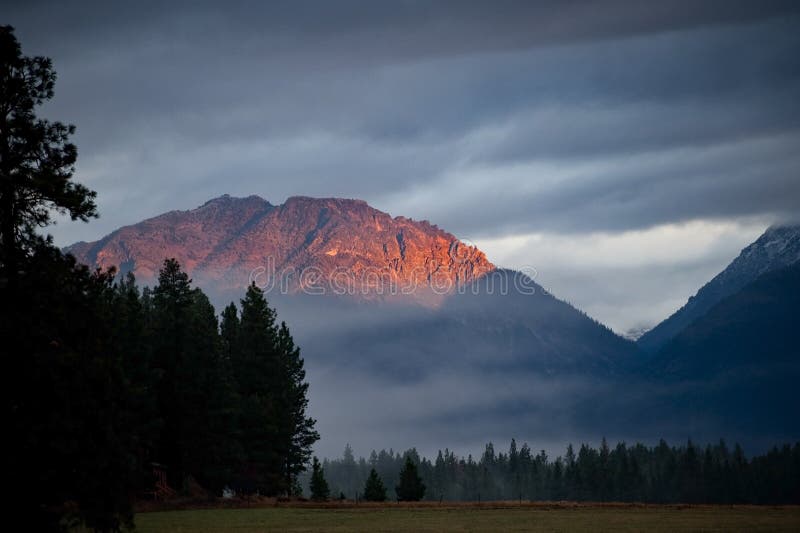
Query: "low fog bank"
203 272 800 460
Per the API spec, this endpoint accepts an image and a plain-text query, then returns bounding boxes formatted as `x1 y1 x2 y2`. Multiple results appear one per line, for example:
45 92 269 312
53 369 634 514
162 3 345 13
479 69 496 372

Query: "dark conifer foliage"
0 25 134 532
220 302 240 361
0 26 96 278
278 321 320 494
5 238 318 530
0 27 318 520
234 283 285 493
318 439 800 504
396 456 426 501
363 468 388 502
146 270 318 498
4 244 142 531
309 456 330 501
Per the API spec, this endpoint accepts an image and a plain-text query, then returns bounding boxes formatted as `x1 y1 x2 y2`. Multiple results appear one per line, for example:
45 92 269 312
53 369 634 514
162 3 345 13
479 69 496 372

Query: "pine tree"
277 321 319 494
309 457 330 501
111 272 160 494
151 258 195 488
231 284 318 495
0 26 96 280
396 456 426 501
183 288 242 493
220 302 240 361
0 26 134 531
235 283 283 494
363 468 388 502
150 258 241 493
6 246 139 531
340 444 359 498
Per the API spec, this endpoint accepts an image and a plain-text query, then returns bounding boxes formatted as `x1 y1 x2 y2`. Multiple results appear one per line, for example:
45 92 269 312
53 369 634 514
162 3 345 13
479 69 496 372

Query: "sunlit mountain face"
66 194 495 307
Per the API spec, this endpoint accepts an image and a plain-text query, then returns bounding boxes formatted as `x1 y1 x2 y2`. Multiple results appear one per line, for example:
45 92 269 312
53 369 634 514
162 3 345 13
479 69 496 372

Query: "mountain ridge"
637 223 800 353
65 194 496 305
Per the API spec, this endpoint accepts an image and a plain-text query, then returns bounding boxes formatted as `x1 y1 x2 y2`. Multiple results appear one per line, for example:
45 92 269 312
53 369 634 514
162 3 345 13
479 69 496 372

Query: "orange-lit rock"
66 195 495 305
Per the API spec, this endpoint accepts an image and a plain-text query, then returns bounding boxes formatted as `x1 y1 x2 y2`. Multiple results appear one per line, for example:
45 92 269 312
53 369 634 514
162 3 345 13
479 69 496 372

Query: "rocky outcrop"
66 195 495 304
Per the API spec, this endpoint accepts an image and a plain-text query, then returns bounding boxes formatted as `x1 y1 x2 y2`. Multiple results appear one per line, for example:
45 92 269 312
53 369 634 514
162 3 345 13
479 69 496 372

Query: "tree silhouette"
234 283 318 495
278 321 319 495
363 468 388 502
309 457 330 501
396 456 426 501
0 26 96 280
0 26 131 532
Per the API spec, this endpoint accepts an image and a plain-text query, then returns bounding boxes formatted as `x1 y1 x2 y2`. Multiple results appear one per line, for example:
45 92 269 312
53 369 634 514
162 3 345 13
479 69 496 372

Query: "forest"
5 247 318 531
316 439 800 504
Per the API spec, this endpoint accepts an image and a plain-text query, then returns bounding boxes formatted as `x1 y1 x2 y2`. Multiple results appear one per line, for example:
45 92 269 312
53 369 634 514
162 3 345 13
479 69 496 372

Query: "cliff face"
66 195 495 304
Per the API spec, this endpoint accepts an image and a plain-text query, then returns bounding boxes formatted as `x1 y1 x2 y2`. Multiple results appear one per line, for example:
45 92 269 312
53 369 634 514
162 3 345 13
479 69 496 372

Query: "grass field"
132 503 800 532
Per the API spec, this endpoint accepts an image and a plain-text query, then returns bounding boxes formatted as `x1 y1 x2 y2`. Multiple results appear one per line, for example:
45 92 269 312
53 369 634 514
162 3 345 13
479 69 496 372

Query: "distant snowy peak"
726 224 800 277
637 223 800 353
622 325 651 342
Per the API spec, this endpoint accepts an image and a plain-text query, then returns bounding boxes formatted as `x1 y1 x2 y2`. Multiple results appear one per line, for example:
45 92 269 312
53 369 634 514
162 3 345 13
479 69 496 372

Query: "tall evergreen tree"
363 468 388 502
111 272 160 495
6 246 140 531
277 321 320 494
232 283 318 495
0 26 96 280
150 258 240 492
1 26 135 531
220 302 240 362
182 288 242 493
234 283 284 494
309 456 330 501
151 258 195 488
396 456 426 501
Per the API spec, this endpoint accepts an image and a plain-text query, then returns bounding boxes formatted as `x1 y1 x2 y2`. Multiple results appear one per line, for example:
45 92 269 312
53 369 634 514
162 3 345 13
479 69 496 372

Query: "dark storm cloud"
4 0 799 240
10 1 799 60
411 130 800 236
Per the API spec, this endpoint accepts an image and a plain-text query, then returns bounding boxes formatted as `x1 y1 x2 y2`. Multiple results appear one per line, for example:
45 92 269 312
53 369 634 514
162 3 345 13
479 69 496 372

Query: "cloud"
305 358 607 458
473 219 768 332
380 130 800 236
8 0 799 336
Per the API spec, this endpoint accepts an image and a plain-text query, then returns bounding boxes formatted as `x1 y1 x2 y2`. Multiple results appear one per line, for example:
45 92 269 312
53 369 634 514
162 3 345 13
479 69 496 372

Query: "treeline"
315 439 800 504
5 246 317 530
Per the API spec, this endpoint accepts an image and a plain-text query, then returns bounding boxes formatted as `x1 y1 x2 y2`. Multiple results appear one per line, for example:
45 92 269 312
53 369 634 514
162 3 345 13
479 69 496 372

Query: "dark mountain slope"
649 262 800 381
291 269 640 381
638 225 800 353
626 263 800 446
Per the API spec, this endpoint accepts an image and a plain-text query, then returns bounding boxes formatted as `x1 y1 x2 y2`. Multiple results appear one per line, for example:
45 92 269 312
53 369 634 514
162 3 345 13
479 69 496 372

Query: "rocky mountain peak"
65 195 495 305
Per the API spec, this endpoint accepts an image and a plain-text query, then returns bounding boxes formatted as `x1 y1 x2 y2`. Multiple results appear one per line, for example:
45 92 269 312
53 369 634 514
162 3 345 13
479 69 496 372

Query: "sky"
6 0 800 334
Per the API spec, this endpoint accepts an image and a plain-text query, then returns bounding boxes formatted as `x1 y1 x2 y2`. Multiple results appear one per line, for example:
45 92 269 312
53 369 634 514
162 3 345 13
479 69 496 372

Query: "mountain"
66 195 495 306
66 194 636 377
297 269 639 381
630 263 800 444
66 195 641 453
649 262 800 380
637 224 800 353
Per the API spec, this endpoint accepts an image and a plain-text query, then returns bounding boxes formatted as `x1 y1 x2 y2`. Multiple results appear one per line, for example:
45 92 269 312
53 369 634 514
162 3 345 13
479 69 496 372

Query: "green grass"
133 504 800 532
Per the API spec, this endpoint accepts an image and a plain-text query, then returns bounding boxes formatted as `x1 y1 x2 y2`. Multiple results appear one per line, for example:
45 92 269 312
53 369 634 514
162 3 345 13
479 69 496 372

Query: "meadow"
132 502 800 532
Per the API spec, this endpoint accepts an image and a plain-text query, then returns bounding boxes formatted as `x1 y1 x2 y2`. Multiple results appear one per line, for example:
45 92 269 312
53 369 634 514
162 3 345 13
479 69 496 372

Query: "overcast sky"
6 0 800 334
